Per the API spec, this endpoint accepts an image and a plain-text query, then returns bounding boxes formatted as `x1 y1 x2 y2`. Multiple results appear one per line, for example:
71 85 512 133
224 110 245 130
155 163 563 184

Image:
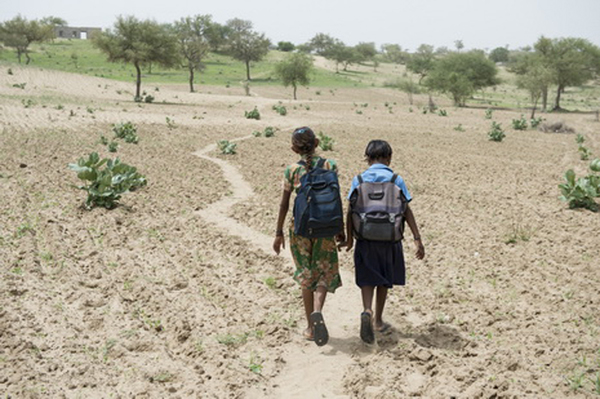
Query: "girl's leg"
361 286 375 314
313 286 328 312
302 288 314 337
374 286 389 330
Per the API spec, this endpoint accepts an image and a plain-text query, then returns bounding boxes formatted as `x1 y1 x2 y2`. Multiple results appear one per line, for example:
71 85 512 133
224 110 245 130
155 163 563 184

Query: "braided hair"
292 126 317 171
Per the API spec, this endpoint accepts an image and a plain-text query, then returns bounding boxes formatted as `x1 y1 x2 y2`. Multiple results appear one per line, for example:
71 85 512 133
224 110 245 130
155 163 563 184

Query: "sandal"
360 312 375 344
309 311 329 346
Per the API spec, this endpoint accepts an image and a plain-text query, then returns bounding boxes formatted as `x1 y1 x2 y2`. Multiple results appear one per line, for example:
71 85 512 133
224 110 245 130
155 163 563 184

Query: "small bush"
485 108 493 119
252 130 261 137
245 107 260 120
100 135 109 145
12 83 26 89
488 121 505 142
318 132 334 151
108 141 118 153
144 95 155 103
272 104 287 116
530 117 543 128
112 122 139 144
134 96 143 103
165 117 176 129
453 124 465 132
512 115 528 130
264 127 276 138
22 99 34 108
576 134 585 145
68 152 147 209
217 140 237 154
438 109 448 117
7 68 13 75
559 162 600 212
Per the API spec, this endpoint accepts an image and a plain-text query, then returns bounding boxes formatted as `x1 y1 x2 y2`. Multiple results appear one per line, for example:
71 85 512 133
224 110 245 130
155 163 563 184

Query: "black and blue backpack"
293 158 344 238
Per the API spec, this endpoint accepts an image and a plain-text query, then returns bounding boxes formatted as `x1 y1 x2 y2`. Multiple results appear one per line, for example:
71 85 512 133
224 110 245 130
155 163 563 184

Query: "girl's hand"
273 235 285 255
338 238 353 252
335 232 346 243
414 239 425 260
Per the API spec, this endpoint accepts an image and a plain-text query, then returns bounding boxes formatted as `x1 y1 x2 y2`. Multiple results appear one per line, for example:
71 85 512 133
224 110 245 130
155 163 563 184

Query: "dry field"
1 65 599 399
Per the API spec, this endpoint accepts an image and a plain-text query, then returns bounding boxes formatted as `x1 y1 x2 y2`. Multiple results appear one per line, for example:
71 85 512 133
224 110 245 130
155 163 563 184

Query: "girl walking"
273 127 345 346
343 140 425 344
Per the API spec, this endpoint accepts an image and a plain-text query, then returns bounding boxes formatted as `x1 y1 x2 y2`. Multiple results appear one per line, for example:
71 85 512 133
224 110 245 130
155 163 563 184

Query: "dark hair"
292 126 317 170
364 140 393 162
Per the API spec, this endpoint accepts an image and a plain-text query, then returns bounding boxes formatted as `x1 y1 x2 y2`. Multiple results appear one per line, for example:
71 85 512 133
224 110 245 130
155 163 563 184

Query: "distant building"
55 26 102 40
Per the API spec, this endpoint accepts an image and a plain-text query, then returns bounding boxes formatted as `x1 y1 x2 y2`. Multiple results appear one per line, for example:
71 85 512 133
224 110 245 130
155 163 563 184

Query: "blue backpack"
293 158 344 238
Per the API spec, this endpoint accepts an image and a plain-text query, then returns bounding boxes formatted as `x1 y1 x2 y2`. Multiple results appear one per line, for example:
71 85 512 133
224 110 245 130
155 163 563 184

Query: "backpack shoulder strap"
316 158 326 169
390 173 398 183
357 174 364 184
297 160 307 167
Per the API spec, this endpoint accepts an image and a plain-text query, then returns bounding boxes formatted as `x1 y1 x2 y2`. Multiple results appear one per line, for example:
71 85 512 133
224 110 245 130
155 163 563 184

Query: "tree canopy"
406 44 435 84
275 52 313 100
0 15 58 64
93 16 179 99
425 51 499 106
225 18 270 81
173 15 213 92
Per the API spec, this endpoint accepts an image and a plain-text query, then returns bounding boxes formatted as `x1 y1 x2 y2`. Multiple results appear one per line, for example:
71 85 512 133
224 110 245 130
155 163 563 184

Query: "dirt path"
193 136 363 398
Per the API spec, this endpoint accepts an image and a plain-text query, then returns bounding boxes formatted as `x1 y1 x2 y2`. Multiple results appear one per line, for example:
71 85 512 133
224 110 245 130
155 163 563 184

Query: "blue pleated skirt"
354 240 406 287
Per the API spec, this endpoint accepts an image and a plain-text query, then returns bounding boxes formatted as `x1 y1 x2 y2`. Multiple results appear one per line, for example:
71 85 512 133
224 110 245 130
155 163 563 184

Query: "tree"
277 41 295 52
489 46 509 63
454 40 464 52
275 52 313 99
225 18 270 81
173 15 212 92
395 78 421 105
425 51 499 106
308 33 336 55
406 44 435 84
326 41 358 72
0 15 56 64
381 43 406 64
516 59 554 119
93 16 179 100
354 42 377 64
534 36 600 110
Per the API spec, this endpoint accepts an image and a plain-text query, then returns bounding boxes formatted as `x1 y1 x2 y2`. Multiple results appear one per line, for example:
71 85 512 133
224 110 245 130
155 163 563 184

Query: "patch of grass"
264 276 277 289
216 332 248 346
244 107 260 120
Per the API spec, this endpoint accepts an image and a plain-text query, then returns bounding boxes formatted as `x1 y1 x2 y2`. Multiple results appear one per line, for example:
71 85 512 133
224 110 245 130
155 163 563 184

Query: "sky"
1 0 599 51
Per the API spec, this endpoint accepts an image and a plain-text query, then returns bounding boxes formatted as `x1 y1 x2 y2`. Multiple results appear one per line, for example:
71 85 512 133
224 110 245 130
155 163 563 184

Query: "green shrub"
272 104 287 116
112 122 139 144
576 134 585 145
453 124 465 132
318 132 334 151
488 121 505 142
165 117 176 129
485 108 493 119
437 109 448 117
263 127 276 138
579 145 591 160
559 162 600 211
68 152 147 209
144 95 155 103
252 130 262 137
108 141 118 153
530 117 543 128
100 135 109 145
12 83 26 89
512 115 528 130
217 140 237 154
134 96 143 103
245 107 261 120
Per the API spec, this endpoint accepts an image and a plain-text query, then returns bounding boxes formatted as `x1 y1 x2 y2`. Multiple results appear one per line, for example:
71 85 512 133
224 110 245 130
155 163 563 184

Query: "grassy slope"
1 38 599 110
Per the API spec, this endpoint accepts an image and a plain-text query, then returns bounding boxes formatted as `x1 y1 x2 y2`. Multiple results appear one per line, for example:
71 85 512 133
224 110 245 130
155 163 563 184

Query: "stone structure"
54 26 102 40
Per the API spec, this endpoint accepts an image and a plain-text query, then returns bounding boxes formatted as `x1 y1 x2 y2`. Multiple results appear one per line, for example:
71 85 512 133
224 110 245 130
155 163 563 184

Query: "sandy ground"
1 64 600 398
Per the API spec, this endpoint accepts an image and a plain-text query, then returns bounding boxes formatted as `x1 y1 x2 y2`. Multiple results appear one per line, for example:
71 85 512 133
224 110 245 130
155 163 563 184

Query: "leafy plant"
558 160 600 211
488 121 505 142
217 140 237 155
438 109 448 116
245 107 260 120
512 115 528 130
530 117 543 128
108 141 118 153
485 108 493 119
454 124 465 132
100 135 109 145
576 134 585 145
318 132 334 151
579 145 591 160
252 130 261 137
12 82 26 89
112 122 139 143
263 126 276 138
68 152 147 209
272 104 287 116
7 68 13 75
144 94 154 103
22 99 34 108
165 117 176 129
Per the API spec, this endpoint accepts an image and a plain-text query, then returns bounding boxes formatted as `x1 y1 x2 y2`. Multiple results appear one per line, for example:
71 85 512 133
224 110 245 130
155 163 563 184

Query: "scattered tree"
381 43 406 64
277 41 295 52
173 15 212 92
489 46 509 63
406 44 435 84
275 52 313 99
354 42 377 64
225 18 270 81
0 15 58 64
93 16 179 99
425 51 499 106
308 33 336 55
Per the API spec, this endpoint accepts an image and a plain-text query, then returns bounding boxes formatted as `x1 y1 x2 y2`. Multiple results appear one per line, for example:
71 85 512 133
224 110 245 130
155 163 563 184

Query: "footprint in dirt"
377 322 467 352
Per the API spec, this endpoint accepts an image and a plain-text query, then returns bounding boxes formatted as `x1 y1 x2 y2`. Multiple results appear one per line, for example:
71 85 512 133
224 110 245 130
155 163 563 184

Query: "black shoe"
360 312 375 344
310 311 329 346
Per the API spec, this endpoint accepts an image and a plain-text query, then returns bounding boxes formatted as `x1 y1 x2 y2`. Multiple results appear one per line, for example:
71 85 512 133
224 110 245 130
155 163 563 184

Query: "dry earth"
1 65 599 399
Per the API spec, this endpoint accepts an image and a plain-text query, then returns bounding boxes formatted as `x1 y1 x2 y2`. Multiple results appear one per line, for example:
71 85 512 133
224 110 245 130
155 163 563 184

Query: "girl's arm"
273 189 292 254
405 204 425 259
342 206 354 251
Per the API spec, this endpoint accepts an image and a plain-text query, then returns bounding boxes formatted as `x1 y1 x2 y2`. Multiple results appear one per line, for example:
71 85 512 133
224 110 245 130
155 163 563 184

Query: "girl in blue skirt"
342 140 425 344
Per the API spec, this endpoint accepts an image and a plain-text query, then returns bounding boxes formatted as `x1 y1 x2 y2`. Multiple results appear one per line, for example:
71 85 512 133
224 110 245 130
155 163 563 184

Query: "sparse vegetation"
318 132 334 151
559 159 600 211
272 104 287 116
112 122 139 143
488 121 505 142
217 140 237 154
245 107 260 120
512 115 528 130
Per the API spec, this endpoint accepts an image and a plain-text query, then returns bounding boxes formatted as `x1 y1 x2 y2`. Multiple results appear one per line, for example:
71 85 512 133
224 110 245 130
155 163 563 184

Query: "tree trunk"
542 86 548 111
148 63 152 74
245 60 251 81
553 84 564 110
293 83 297 100
25 52 31 65
17 50 22 64
134 61 142 99
189 66 195 93
530 96 539 120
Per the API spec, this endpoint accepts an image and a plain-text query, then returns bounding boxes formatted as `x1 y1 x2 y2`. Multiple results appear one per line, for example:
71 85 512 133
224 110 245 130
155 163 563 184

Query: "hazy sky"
2 0 599 51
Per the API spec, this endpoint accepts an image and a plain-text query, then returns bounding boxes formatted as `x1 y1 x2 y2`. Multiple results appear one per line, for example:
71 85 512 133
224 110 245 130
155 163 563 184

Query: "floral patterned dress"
283 156 342 293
